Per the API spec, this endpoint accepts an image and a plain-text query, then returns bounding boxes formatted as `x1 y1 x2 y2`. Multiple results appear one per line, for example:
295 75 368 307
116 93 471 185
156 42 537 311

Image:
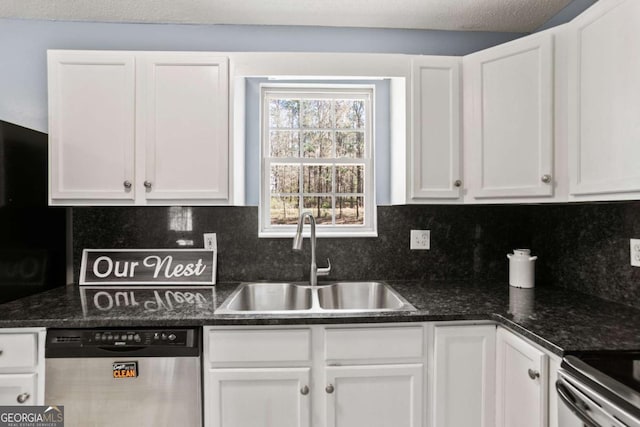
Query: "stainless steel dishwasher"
45 328 201 427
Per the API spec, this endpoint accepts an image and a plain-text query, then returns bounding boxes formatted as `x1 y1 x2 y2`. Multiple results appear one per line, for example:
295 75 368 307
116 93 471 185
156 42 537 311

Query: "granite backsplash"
72 201 640 309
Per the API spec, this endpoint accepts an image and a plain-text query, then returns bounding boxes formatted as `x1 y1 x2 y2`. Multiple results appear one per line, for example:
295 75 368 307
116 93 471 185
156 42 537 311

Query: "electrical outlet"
204 233 217 251
410 230 430 250
631 238 640 267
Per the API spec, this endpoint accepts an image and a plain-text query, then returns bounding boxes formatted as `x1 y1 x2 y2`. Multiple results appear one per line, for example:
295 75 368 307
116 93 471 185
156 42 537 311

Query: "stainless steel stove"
557 352 640 427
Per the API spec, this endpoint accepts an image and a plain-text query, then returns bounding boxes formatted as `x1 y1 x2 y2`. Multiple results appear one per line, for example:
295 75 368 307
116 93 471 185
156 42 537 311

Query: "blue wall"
535 0 597 31
0 18 525 132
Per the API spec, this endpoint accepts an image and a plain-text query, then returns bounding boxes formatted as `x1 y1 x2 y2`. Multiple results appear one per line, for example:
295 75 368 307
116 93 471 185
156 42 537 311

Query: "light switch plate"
204 233 217 251
631 238 640 267
410 230 430 250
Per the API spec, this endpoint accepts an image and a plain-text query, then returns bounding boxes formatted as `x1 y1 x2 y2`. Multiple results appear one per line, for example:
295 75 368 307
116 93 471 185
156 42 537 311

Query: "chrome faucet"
292 211 331 286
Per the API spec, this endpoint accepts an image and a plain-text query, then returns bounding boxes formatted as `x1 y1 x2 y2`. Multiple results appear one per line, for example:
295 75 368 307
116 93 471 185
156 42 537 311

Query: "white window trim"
259 83 377 238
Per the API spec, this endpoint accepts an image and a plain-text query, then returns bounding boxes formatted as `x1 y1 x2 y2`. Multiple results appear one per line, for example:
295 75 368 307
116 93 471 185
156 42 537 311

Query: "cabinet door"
0 333 38 372
48 51 136 202
496 328 548 427
465 33 554 199
140 54 229 202
568 0 640 198
432 325 496 427
325 364 422 427
410 57 462 200
0 373 37 406
206 367 310 427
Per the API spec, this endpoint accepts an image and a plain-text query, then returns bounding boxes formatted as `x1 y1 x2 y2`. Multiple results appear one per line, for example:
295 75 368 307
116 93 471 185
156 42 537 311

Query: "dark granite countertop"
0 281 639 357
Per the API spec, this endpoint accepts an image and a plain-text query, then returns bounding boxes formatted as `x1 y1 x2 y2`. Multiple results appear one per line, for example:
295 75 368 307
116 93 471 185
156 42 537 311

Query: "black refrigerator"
0 120 67 304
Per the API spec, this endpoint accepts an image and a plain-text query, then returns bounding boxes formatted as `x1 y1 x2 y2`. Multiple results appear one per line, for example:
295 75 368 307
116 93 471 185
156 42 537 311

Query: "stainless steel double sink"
216 281 415 314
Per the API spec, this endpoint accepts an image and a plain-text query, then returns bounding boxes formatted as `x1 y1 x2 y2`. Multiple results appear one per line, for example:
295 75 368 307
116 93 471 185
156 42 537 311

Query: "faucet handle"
317 258 331 276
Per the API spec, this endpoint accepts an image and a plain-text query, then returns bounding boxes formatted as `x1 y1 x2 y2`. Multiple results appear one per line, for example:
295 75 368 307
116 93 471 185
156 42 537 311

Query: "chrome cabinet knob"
300 385 309 395
541 174 552 184
528 369 540 380
0 349 3 356
454 180 462 188
143 181 153 189
123 180 132 190
325 384 334 394
17 393 30 404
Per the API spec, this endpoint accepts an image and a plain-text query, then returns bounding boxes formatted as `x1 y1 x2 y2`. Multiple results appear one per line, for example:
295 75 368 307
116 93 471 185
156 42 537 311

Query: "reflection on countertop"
508 287 536 322
79 286 216 317
0 284 218 327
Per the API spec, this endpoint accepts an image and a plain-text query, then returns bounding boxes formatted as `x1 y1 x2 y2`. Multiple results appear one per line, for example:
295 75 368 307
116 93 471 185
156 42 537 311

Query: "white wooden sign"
80 249 216 285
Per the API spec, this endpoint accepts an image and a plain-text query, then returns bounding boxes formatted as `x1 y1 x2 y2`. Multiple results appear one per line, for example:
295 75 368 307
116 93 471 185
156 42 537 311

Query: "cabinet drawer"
0 334 37 371
208 329 311 363
0 373 37 406
325 326 424 361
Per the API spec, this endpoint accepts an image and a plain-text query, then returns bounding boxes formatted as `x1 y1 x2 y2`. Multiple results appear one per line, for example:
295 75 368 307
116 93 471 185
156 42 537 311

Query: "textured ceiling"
0 0 574 32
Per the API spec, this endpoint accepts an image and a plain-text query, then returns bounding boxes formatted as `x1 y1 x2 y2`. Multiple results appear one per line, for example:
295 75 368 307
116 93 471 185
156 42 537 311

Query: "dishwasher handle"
96 346 146 353
556 378 601 427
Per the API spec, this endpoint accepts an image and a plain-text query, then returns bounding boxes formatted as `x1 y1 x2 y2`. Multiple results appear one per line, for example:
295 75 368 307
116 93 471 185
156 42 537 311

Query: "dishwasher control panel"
46 328 200 358
87 330 190 346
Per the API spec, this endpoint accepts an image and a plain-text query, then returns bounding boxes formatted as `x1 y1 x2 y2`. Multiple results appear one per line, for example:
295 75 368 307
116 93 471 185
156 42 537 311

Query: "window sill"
258 230 378 239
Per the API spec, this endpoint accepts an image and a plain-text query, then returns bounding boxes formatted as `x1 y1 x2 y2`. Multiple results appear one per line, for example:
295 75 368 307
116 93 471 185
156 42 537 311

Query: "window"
260 84 376 237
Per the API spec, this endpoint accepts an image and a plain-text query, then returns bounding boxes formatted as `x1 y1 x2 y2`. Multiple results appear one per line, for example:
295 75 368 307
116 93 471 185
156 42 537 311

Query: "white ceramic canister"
507 249 538 288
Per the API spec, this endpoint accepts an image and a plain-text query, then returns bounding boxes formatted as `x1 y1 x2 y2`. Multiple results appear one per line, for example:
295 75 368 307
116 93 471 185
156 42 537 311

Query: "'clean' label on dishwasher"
113 361 138 378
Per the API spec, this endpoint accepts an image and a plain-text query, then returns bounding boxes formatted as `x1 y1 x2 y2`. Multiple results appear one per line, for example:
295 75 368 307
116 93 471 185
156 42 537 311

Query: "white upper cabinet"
410 56 462 201
48 50 230 205
568 0 640 200
464 32 555 201
48 51 136 202
139 54 229 202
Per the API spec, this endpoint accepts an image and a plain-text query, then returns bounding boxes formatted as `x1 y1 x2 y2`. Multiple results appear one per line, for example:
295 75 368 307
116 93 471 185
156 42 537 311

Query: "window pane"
303 165 332 193
303 131 332 158
270 196 300 225
269 99 299 128
270 131 299 158
335 196 364 225
302 100 332 128
335 99 365 129
336 131 364 158
303 197 333 224
336 165 364 193
270 164 300 193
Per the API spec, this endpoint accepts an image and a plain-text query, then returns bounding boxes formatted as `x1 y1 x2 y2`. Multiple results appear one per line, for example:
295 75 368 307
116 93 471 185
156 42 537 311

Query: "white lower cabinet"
204 323 561 427
431 324 496 427
0 374 37 406
0 328 46 406
207 367 311 427
204 324 425 427
325 364 423 427
496 327 549 427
